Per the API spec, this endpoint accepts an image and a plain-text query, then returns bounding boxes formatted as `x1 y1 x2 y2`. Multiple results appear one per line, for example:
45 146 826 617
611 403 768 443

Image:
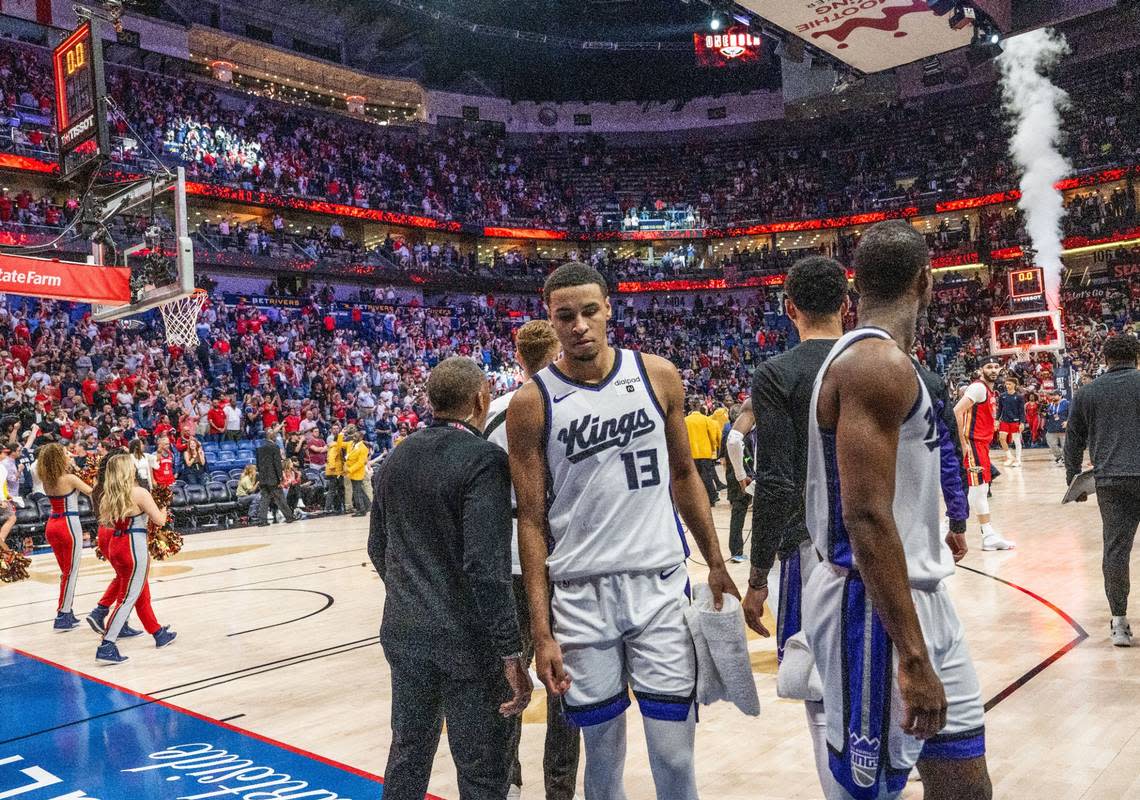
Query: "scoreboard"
1008 266 1046 310
53 21 110 182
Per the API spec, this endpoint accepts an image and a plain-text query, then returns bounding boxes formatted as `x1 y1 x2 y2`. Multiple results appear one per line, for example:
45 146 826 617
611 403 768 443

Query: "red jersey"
963 381 996 442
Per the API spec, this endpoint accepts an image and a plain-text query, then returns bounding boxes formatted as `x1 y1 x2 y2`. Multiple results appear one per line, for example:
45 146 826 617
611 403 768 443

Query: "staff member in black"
255 425 295 525
1065 334 1140 648
369 356 531 799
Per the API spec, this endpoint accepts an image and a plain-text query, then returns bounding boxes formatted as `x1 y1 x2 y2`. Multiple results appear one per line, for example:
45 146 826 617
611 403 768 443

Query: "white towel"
775 631 824 702
684 583 761 716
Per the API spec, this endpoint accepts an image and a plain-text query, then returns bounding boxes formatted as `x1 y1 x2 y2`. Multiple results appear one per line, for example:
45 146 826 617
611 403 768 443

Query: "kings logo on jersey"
556 408 656 463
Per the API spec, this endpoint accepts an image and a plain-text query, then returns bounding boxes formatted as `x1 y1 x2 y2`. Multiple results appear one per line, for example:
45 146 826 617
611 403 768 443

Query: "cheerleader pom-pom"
151 483 173 511
1 550 32 583
147 521 183 561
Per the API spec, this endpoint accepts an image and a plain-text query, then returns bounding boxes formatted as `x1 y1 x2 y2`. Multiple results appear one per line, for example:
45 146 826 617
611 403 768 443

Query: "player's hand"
534 635 571 697
742 583 770 637
898 657 947 740
738 477 752 491
499 656 533 717
946 532 968 563
707 564 741 611
1075 492 1088 503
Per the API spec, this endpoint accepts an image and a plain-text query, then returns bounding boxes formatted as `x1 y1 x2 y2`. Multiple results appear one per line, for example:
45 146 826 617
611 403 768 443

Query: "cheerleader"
38 443 92 631
84 448 142 638
95 454 176 664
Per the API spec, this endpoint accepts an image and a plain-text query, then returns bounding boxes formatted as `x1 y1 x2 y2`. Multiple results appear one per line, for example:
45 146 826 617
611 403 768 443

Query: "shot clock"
1008 266 1046 310
53 21 110 181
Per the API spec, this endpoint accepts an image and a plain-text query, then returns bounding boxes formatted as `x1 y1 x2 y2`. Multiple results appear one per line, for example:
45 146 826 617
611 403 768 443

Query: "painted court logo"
556 409 655 463
122 742 354 799
848 731 881 788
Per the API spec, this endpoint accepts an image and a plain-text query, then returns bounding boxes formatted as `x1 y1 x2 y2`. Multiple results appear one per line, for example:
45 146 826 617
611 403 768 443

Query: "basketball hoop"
158 289 208 347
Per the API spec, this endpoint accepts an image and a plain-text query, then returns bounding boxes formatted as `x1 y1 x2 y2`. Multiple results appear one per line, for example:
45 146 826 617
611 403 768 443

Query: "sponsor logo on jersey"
556 409 656 463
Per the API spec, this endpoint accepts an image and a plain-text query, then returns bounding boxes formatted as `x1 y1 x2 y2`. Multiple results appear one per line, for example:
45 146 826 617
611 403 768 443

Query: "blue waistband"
112 527 148 537
49 512 80 519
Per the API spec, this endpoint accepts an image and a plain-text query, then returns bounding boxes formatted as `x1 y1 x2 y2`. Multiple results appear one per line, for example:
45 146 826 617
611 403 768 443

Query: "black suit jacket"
256 439 283 488
368 421 520 661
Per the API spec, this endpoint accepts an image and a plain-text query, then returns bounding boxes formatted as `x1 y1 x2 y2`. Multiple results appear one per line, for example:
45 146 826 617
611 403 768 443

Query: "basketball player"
37 443 92 632
995 377 1025 467
486 320 582 800
954 358 1015 551
736 255 849 796
508 263 740 800
804 221 991 800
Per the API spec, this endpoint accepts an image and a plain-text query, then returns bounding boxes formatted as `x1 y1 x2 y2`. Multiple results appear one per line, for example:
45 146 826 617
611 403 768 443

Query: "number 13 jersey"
533 348 687 582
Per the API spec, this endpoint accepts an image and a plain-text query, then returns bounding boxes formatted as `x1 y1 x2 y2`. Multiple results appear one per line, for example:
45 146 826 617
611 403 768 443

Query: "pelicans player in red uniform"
954 358 1014 551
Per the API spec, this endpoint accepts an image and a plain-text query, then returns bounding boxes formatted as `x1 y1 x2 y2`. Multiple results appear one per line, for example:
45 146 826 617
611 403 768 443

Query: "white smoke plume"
997 28 1071 310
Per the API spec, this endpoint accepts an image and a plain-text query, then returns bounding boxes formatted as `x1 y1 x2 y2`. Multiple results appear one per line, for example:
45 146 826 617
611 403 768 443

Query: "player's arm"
643 354 740 610
725 397 753 489
831 346 946 740
1063 392 1088 486
953 392 976 453
507 382 570 696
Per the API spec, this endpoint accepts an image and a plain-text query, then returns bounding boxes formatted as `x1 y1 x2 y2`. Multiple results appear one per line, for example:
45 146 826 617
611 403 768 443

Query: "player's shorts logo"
849 732 881 788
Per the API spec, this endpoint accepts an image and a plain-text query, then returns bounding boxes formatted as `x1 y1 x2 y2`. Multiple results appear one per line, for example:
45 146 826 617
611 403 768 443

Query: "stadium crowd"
1 37 1138 230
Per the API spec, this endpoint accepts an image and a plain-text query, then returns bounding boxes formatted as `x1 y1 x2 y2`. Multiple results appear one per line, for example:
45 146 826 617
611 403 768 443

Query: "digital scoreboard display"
1008 266 1046 309
53 21 109 181
694 26 762 68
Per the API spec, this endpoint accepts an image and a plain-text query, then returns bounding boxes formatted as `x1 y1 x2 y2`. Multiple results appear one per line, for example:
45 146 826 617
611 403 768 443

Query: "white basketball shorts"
803 564 985 800
551 565 695 726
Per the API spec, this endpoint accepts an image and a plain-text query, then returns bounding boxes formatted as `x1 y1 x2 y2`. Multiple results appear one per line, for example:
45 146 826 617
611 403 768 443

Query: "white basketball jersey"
534 349 686 581
805 328 953 590
484 390 520 576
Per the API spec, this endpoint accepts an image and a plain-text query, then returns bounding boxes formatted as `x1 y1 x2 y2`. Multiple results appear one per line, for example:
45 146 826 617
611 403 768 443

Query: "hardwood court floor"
2 450 1138 799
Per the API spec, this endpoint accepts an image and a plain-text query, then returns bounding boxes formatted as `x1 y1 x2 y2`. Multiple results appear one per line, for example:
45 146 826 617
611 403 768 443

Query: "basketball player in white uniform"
508 263 740 800
803 222 991 800
486 319 582 800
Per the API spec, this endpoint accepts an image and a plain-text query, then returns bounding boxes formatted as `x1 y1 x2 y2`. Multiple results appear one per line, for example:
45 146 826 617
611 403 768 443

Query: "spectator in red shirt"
207 402 226 442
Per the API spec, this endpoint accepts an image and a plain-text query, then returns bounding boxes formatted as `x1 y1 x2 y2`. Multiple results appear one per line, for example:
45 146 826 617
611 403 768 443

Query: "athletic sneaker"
1012 461 1022 467
981 533 1016 551
154 626 178 648
1111 618 1133 647
96 641 128 664
729 555 747 563
86 605 109 634
53 611 79 631
119 624 143 638
1003 456 1014 466
506 787 522 800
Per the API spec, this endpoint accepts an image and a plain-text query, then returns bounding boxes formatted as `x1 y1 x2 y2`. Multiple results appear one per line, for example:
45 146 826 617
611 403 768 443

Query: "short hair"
1103 334 1139 365
785 256 849 317
543 263 608 304
427 357 486 416
852 221 929 301
515 320 560 374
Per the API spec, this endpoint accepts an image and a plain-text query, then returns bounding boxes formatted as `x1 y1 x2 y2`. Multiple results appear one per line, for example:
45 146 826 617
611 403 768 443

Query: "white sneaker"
1111 618 1133 647
981 533 1016 551
1003 456 1014 466
1012 461 1022 467
506 787 522 800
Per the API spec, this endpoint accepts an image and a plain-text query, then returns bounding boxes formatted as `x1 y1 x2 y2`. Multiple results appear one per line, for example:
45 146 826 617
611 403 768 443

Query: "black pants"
695 458 719 504
727 480 751 558
257 486 295 524
1098 480 1140 616
506 576 581 799
324 474 344 513
382 645 513 800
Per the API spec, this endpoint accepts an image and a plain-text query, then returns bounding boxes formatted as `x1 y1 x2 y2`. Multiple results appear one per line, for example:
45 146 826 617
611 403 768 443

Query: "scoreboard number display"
1008 266 1046 309
53 21 110 181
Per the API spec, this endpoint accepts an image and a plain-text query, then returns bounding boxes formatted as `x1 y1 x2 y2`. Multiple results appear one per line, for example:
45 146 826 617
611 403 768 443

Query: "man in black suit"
369 356 530 800
255 425 295 525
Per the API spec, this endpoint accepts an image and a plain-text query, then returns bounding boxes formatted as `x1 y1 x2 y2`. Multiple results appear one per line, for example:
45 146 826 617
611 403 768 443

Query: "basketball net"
1017 341 1033 362
159 289 208 347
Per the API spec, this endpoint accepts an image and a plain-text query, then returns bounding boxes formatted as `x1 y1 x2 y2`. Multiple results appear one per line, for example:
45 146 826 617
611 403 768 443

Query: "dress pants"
695 459 719 504
257 486 295 524
382 644 513 800
1098 479 1140 616
727 480 751 559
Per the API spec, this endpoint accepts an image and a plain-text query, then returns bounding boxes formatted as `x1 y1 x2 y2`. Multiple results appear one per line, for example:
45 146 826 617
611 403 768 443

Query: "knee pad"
968 484 990 516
